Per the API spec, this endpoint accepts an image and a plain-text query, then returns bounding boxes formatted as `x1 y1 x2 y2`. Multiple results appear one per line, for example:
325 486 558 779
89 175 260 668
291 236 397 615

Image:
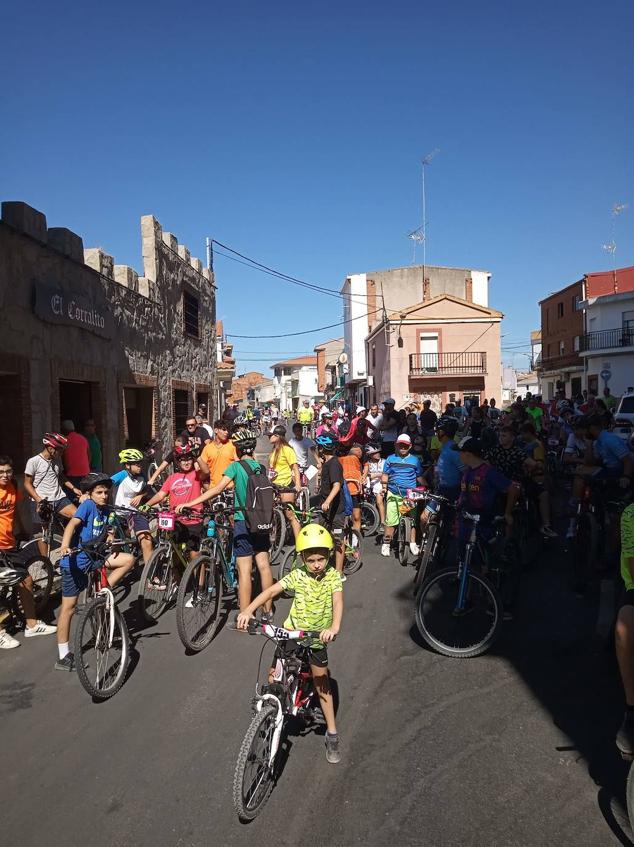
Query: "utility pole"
420 149 439 295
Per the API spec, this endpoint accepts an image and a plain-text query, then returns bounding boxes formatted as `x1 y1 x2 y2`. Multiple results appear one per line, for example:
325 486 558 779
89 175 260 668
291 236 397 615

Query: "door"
419 333 439 373
124 387 154 449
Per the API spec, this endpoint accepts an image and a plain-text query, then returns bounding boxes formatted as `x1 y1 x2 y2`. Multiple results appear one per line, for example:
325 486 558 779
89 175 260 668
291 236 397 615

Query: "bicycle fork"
256 693 285 766
455 530 477 614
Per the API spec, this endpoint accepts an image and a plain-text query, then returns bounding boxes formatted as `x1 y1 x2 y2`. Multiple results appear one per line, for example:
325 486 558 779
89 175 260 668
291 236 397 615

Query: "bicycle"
268 484 294 565
175 499 237 652
415 511 504 658
396 487 427 566
0 548 54 626
413 492 455 596
232 619 329 822
21 499 68 570
72 538 132 700
359 489 381 537
137 507 200 623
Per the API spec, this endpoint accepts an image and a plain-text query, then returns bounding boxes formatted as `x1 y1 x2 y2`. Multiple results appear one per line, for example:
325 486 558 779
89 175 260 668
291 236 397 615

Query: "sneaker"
0 629 19 649
381 542 391 557
24 620 57 638
409 541 420 556
617 712 634 758
540 526 558 539
184 595 199 609
325 732 341 764
54 653 75 671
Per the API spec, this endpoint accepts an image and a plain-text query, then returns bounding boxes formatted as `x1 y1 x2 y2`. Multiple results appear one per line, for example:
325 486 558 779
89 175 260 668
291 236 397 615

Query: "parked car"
613 392 634 446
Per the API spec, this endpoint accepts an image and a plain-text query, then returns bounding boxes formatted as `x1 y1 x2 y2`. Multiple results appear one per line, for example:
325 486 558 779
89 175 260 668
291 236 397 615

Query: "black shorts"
175 521 204 552
274 640 328 668
619 589 634 610
350 493 361 508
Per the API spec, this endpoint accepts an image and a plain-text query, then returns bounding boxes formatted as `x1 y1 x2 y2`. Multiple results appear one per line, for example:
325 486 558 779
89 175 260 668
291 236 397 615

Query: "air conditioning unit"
367 375 374 386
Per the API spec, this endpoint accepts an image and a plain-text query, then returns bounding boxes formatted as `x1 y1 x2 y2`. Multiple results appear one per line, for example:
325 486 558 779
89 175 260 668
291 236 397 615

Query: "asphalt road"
1 458 632 846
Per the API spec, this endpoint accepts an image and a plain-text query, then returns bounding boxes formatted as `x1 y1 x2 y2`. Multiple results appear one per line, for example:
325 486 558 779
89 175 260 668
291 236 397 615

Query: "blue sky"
3 0 633 375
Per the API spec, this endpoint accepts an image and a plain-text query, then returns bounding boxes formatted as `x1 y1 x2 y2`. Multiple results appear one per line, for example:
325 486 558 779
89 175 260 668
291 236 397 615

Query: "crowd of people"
1 386 634 761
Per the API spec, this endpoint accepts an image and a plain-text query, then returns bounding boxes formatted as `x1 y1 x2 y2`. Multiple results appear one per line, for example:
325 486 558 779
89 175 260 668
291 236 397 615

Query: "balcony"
579 326 634 354
409 352 487 376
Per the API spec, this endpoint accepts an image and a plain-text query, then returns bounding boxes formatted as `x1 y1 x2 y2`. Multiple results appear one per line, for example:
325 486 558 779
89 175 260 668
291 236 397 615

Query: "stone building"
0 201 216 470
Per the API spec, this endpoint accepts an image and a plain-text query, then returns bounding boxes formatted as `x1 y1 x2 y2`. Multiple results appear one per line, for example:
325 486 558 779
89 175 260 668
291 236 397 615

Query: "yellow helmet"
295 523 334 553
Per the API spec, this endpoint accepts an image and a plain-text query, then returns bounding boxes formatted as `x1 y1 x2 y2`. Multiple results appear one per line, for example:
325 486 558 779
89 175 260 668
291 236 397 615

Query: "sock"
58 642 69 660
327 731 338 738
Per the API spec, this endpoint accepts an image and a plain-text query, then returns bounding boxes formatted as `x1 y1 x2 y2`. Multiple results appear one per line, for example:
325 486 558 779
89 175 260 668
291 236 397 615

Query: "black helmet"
80 472 113 494
436 416 459 438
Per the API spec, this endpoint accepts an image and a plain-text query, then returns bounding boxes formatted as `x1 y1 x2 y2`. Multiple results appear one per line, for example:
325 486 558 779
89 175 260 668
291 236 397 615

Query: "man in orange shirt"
201 420 238 486
0 454 57 648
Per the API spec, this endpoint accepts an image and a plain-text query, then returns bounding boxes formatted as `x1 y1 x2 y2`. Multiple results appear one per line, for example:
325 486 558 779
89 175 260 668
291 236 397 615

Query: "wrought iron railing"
409 352 487 376
579 327 634 352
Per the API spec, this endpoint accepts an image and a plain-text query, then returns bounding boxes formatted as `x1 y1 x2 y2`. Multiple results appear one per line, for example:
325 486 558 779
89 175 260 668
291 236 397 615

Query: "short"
30 496 73 526
620 589 634 610
385 491 405 527
274 639 328 668
233 519 271 558
174 521 205 553
350 493 361 508
130 513 151 535
61 555 94 598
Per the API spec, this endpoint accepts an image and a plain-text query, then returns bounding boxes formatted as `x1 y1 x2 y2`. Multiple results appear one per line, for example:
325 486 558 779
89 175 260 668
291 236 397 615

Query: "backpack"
341 479 353 516
239 460 275 533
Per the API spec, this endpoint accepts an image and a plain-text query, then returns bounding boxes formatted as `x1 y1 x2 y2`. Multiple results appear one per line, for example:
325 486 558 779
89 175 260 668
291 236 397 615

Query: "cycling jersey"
278 565 343 650
458 463 513 541
435 441 464 490
114 473 145 508
621 503 634 592
593 430 631 470
297 408 314 425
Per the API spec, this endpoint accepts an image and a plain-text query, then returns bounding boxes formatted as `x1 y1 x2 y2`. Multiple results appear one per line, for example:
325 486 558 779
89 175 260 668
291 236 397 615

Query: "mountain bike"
268 487 289 565
72 539 131 700
360 489 381 537
233 620 328 822
175 500 236 652
413 492 455 596
0 548 54 626
21 499 68 570
137 507 200 623
415 511 503 658
396 487 427 566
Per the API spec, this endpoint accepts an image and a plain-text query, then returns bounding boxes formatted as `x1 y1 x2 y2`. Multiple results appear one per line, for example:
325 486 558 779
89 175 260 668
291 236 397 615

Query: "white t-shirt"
289 437 314 469
24 454 65 501
115 473 146 508
564 433 588 458
366 413 383 431
365 458 385 494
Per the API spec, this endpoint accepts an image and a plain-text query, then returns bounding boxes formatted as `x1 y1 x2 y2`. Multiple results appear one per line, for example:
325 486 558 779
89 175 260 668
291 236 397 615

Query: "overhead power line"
227 306 383 339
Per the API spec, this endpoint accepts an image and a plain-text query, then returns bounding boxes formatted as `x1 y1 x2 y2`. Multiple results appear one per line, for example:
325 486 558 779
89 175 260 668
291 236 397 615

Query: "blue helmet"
315 433 338 453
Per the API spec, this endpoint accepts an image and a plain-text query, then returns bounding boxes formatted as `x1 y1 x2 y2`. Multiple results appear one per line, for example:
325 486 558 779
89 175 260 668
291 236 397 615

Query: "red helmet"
42 432 68 449
174 443 195 460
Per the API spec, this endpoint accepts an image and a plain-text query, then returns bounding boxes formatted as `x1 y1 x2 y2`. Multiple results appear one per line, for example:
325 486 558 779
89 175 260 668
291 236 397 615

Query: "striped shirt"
278 566 343 648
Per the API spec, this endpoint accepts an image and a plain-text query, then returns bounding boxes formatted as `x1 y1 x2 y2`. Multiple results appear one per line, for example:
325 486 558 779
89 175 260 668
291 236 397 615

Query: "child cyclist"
111 448 154 564
55 474 136 671
237 523 343 764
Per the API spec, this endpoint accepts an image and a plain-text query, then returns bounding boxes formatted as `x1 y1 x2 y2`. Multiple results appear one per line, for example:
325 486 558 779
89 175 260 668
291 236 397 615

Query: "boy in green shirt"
237 522 343 763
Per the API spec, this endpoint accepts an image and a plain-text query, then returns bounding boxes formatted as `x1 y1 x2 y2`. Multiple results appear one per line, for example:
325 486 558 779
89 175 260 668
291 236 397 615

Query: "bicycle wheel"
343 527 363 575
24 533 65 569
627 762 634 831
397 516 411 566
18 554 54 616
74 596 130 700
415 567 503 658
176 552 224 652
360 502 380 536
414 523 438 596
269 507 286 564
279 548 300 596
137 545 174 623
233 702 278 822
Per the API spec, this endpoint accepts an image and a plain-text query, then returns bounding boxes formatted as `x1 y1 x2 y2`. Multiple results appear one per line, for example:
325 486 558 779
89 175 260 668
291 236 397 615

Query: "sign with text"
32 279 113 338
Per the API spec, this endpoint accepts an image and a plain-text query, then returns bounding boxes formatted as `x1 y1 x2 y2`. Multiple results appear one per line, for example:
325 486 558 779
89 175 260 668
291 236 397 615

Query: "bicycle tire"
269 507 286 564
627 762 634 832
23 532 65 568
397 516 411 566
233 702 278 822
414 523 438 596
137 545 174 623
176 552 224 652
279 548 300 596
11 553 55 620
415 567 503 658
360 502 380 536
74 596 130 700
343 527 363 575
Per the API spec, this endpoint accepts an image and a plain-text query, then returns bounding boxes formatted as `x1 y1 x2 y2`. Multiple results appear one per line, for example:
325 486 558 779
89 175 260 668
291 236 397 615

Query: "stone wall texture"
0 202 216 470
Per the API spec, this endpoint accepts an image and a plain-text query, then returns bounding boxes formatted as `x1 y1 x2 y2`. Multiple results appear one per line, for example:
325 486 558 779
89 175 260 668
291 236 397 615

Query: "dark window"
372 345 376 368
283 367 292 376
545 308 550 332
619 397 634 413
183 290 200 338
173 389 190 435
557 302 564 318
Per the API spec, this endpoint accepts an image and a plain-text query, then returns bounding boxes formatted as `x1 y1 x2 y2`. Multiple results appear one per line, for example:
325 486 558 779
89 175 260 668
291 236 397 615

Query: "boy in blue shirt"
55 473 135 671
380 434 424 557
433 416 464 501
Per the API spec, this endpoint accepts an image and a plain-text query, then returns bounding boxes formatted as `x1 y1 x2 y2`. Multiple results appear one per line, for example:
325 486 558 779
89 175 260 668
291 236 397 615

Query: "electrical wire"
227 306 383 339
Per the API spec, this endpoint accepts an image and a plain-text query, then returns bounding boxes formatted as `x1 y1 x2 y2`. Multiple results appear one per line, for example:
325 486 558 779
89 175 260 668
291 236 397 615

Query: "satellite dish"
338 353 348 364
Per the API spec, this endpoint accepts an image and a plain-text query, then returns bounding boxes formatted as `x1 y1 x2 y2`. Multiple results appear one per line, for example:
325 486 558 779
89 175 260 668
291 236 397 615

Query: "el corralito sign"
32 279 113 338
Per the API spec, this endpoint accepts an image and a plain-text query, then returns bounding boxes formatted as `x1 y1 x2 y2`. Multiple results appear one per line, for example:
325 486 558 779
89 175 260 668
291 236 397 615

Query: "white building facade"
580 290 634 397
271 357 318 413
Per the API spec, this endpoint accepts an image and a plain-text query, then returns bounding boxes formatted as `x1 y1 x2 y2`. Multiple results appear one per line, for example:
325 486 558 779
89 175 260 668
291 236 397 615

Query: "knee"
616 608 634 646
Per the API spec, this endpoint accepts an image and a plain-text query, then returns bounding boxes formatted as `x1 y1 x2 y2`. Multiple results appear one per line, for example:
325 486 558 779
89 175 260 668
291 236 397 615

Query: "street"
1 503 631 846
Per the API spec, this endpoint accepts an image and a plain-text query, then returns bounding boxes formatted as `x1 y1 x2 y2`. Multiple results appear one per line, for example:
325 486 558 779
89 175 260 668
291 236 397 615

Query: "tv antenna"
420 148 439 283
407 226 425 264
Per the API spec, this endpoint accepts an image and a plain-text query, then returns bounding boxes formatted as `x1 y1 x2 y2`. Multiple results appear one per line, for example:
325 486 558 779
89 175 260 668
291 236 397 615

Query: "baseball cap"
457 436 484 456
383 397 395 405
395 433 412 446
269 425 286 437
356 405 366 414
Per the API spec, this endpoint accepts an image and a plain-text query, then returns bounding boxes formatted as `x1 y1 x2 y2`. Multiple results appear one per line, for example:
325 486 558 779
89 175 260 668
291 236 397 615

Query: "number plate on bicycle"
157 512 176 531
406 488 427 501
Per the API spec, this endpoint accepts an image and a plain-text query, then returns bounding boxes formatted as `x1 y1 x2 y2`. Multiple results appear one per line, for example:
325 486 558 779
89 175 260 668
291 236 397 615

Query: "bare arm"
60 516 82 555
144 489 169 509
148 460 169 486
292 463 301 491
237 582 286 626
322 481 341 510
175 475 232 511
23 474 39 502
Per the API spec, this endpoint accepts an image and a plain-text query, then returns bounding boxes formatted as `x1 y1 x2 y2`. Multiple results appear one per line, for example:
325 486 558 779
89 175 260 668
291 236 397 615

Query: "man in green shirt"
603 387 618 411
175 427 274 618
526 397 544 433
83 419 102 471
